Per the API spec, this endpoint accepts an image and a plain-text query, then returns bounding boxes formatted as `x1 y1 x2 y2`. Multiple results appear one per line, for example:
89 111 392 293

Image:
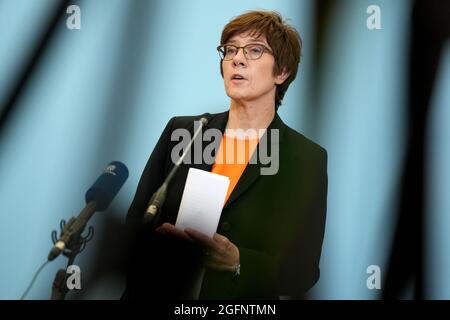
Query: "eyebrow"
227 38 267 45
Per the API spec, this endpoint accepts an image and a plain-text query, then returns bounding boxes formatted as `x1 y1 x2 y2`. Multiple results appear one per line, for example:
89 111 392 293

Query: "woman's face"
222 32 288 106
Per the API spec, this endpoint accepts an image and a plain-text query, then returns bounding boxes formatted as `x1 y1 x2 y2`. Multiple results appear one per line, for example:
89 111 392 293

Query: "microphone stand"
49 208 95 300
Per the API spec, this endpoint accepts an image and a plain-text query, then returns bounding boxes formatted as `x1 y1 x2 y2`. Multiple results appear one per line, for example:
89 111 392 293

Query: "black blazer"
122 110 328 300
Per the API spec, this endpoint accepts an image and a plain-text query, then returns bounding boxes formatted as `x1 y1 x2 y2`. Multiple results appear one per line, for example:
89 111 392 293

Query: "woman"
122 10 328 300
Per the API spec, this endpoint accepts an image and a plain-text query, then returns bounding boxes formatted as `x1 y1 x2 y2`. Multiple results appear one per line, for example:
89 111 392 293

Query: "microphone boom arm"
143 118 207 226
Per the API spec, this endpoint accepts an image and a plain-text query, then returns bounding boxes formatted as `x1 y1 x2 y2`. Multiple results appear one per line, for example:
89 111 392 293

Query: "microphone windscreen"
85 161 129 211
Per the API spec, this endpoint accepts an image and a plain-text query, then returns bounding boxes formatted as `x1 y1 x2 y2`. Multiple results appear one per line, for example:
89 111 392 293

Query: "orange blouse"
211 133 259 205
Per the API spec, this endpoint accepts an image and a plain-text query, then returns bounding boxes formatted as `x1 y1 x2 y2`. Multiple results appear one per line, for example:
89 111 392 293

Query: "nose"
232 47 247 67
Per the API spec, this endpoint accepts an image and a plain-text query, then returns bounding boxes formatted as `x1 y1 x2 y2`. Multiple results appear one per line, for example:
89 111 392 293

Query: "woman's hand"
155 223 240 273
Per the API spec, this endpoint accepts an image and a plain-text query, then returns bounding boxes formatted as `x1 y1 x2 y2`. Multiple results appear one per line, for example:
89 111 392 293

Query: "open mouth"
231 74 246 82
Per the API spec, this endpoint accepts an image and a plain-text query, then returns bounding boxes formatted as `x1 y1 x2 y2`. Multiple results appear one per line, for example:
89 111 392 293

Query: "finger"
213 233 232 248
185 228 219 250
204 260 234 272
155 226 167 235
160 223 193 242
204 251 224 264
212 233 229 243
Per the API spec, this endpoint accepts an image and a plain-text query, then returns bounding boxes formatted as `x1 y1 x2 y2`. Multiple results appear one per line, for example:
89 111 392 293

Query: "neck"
227 100 275 131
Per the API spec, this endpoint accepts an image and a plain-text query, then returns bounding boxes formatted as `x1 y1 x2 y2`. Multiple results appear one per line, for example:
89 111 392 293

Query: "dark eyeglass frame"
216 43 273 61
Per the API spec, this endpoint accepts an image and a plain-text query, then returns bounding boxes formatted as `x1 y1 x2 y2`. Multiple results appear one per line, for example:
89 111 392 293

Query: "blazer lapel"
223 112 286 209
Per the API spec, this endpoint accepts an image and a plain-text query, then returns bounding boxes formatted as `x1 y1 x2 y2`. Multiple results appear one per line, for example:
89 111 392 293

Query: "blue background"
0 0 448 299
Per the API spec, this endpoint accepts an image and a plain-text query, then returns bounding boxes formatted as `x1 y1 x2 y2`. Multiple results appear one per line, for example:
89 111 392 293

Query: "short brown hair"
219 10 302 110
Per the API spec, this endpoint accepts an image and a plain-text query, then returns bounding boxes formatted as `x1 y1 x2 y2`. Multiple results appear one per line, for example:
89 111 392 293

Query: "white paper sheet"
175 168 230 238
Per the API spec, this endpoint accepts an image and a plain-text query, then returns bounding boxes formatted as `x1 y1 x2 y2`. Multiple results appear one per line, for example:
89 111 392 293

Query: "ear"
274 68 290 85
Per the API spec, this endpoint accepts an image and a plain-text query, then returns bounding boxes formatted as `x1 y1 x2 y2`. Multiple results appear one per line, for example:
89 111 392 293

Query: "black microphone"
142 117 208 226
48 161 129 261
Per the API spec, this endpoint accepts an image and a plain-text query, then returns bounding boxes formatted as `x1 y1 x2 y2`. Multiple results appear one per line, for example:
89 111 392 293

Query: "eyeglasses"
216 43 273 61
